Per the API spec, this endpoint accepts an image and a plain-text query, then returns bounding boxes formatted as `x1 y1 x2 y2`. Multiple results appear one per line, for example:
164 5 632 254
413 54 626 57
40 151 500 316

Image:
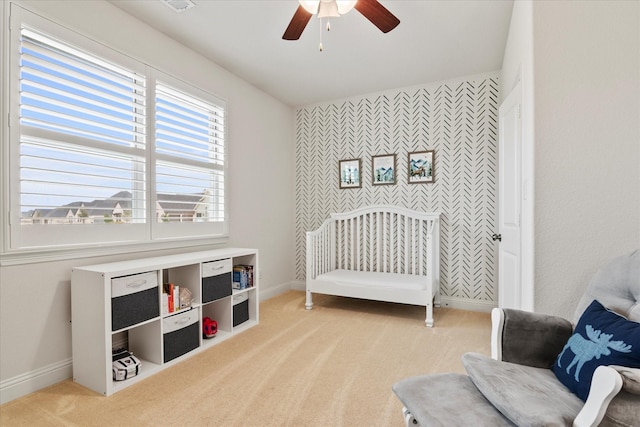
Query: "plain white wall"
532 1 639 318
0 0 295 402
501 0 639 319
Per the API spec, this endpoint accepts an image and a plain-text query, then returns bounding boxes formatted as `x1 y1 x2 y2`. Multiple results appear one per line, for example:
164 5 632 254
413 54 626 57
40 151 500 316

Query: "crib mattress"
315 269 426 291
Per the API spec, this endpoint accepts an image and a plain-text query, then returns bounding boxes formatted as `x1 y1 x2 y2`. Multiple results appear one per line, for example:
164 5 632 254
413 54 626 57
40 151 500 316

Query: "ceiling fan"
282 0 400 41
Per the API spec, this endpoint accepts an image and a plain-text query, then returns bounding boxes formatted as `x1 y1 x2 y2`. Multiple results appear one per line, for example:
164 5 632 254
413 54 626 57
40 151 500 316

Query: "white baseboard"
0 358 72 405
290 280 305 292
259 281 298 301
438 296 496 313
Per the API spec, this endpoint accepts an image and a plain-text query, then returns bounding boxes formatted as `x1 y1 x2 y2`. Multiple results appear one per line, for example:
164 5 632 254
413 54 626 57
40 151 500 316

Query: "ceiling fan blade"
283 5 313 40
354 0 400 33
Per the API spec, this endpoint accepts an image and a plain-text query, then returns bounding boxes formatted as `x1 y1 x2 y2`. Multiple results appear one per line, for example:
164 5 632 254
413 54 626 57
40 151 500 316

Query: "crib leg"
425 303 434 327
305 289 313 310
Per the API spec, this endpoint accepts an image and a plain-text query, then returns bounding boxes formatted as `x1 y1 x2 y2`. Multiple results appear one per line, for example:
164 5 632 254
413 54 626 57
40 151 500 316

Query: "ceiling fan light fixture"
318 1 339 19
336 1 358 14
298 0 357 17
298 0 320 14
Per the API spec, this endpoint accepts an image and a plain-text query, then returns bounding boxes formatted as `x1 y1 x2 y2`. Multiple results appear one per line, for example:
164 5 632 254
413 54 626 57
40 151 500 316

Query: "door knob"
492 233 502 242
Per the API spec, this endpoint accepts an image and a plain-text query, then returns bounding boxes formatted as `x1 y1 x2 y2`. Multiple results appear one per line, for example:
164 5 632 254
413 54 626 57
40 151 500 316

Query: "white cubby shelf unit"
71 248 259 396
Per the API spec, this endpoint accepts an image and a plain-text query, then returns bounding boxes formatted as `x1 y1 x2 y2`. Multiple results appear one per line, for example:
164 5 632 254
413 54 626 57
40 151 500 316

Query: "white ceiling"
108 0 514 107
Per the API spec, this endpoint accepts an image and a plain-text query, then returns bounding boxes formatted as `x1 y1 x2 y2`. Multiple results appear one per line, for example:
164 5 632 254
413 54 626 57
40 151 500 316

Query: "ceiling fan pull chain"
319 17 324 51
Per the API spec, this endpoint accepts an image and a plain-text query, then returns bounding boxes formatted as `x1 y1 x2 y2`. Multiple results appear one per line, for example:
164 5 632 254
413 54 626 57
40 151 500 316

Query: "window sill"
0 235 229 266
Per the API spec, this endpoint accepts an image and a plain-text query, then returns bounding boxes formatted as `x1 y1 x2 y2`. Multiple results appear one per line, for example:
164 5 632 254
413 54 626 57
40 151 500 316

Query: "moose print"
557 324 632 381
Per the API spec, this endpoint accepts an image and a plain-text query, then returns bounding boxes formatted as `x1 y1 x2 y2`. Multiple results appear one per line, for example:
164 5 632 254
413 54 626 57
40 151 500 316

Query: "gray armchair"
393 249 640 426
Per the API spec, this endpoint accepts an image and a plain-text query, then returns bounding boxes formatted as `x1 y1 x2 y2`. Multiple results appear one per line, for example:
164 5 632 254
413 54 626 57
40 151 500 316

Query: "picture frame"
372 154 396 185
339 158 362 189
408 150 434 184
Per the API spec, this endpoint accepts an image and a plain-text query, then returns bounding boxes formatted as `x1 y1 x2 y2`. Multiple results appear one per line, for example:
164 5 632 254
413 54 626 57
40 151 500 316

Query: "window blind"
19 29 147 224
155 83 225 223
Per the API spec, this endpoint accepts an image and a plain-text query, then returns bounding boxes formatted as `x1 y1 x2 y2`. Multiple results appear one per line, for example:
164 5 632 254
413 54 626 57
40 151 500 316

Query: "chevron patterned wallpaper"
294 72 500 308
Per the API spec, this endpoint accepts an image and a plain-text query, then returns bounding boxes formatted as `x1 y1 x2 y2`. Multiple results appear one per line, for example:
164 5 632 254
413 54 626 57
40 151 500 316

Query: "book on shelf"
163 283 181 313
232 265 254 290
173 285 179 312
162 292 169 314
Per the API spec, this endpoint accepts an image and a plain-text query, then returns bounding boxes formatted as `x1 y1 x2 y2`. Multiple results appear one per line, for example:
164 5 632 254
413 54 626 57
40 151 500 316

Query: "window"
5 8 227 254
19 29 147 228
155 83 225 225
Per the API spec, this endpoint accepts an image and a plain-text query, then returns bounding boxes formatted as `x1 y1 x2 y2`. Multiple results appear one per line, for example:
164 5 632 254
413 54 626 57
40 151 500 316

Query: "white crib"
305 205 441 327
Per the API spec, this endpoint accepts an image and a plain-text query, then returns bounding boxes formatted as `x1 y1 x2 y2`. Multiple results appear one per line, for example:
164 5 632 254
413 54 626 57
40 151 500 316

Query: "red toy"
202 317 218 338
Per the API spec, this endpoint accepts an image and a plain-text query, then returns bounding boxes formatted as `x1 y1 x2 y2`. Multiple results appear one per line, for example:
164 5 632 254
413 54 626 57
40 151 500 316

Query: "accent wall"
294 72 500 310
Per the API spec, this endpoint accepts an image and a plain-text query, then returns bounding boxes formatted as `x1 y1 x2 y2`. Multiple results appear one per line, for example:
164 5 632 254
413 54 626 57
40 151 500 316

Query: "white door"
497 82 523 309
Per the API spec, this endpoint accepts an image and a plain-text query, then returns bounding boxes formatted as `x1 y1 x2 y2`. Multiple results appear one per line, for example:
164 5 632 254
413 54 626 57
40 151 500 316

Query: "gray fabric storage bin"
163 309 199 363
111 272 159 331
233 293 249 327
202 260 232 303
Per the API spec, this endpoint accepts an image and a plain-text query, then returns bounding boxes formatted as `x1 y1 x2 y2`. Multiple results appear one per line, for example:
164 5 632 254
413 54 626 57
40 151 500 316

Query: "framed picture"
408 150 434 184
372 154 396 185
339 158 362 189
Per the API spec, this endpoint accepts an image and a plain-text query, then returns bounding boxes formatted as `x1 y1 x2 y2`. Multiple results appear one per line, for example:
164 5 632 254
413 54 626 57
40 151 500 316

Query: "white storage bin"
202 259 232 277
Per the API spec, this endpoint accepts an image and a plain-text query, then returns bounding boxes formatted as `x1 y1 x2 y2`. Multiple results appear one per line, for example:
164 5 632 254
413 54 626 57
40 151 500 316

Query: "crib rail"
306 206 440 282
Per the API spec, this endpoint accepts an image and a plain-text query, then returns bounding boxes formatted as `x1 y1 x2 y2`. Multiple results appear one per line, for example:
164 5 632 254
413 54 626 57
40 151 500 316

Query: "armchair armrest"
491 308 573 368
574 365 623 427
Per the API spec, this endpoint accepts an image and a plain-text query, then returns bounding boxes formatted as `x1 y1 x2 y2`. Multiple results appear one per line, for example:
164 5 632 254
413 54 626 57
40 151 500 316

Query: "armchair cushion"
611 366 640 394
463 352 583 426
392 373 516 426
574 249 640 324
602 389 639 426
552 299 640 401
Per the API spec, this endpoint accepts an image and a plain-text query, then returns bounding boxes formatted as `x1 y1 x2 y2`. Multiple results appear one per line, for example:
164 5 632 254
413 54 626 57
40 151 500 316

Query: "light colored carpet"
0 291 491 426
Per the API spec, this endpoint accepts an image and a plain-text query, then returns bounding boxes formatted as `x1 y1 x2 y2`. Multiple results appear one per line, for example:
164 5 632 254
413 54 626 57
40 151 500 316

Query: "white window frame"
1 5 229 265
